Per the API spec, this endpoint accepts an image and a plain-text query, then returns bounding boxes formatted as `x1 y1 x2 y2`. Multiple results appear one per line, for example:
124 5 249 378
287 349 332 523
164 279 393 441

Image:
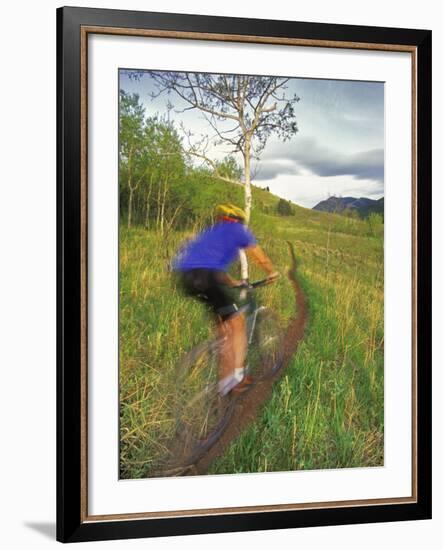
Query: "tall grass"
119 208 384 478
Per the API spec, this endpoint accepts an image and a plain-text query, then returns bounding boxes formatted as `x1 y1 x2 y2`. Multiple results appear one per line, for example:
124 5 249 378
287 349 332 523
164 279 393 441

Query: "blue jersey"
173 221 257 272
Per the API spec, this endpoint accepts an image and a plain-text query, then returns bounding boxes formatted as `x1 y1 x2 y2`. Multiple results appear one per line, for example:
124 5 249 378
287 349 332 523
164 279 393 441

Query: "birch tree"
119 91 146 228
120 92 185 230
144 72 300 276
145 73 298 214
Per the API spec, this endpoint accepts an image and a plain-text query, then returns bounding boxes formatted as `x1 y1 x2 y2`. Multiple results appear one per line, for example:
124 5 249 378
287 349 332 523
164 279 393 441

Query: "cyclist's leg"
216 311 247 395
228 311 247 374
176 269 247 395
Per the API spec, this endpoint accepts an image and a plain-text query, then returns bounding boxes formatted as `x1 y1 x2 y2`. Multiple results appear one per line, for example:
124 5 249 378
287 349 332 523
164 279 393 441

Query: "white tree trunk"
127 187 134 229
240 138 252 280
239 249 248 281
160 177 168 236
144 175 154 229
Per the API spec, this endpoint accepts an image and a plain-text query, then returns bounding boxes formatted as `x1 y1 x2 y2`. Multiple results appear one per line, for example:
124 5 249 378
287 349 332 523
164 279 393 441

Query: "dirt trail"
187 241 308 475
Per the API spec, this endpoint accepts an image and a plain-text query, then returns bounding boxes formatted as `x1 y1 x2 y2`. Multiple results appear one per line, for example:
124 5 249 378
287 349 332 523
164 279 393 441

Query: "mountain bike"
156 276 284 475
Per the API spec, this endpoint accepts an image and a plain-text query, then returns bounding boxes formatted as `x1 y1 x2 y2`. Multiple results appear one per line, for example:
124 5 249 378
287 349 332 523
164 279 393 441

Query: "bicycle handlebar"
236 275 279 290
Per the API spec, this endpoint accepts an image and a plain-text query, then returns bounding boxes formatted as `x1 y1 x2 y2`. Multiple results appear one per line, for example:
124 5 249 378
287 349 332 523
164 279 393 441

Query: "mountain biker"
172 203 279 396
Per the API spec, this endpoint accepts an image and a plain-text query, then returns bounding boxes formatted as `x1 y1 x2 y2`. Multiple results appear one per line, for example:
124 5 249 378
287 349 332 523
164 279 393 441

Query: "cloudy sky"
120 71 384 208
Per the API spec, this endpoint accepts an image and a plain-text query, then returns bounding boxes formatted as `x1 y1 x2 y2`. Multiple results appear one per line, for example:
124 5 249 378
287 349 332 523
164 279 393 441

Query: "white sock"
234 367 245 381
218 368 247 396
218 374 237 396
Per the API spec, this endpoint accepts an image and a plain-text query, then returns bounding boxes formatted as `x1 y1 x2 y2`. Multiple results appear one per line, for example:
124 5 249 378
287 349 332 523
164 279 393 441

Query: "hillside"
122 167 381 240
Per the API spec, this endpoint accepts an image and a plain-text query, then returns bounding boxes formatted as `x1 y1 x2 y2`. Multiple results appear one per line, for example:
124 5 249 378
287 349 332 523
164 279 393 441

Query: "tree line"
119 90 298 233
119 91 238 232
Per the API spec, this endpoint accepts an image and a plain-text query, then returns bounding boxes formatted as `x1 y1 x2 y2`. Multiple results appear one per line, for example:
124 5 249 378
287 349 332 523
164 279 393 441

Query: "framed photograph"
57 6 432 543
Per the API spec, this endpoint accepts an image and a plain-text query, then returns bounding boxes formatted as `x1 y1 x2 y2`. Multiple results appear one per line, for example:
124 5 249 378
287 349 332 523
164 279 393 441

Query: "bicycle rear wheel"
162 339 235 472
247 309 285 380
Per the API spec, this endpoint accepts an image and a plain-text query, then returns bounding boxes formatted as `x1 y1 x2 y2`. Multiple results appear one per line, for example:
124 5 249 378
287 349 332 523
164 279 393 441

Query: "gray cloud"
253 161 302 181
257 138 384 183
302 146 384 181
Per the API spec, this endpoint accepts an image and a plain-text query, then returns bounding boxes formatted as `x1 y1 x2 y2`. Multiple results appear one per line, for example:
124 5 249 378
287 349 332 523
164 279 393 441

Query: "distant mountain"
312 196 384 218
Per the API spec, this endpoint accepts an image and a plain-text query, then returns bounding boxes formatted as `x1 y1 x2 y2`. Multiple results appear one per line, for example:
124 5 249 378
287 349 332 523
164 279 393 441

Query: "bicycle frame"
246 304 267 345
233 279 274 346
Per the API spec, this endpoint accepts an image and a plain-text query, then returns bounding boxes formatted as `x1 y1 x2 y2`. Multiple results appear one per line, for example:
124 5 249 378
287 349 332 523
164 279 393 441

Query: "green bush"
276 198 294 216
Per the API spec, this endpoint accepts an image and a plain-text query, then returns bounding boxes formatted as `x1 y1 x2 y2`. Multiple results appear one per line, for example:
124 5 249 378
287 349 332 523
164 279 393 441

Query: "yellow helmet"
215 203 247 222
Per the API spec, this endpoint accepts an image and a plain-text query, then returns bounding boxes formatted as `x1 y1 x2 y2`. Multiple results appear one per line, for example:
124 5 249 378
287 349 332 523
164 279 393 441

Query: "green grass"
119 199 384 478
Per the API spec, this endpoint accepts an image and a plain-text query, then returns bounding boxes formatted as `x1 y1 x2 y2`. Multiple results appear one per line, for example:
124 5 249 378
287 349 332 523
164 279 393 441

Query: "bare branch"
187 150 242 186
150 72 241 122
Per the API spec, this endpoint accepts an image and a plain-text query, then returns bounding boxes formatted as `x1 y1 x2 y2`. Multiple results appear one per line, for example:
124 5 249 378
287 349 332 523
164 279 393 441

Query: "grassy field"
119 191 384 478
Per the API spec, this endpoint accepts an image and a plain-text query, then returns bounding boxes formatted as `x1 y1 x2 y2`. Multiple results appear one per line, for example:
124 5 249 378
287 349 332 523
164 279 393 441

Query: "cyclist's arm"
246 245 279 279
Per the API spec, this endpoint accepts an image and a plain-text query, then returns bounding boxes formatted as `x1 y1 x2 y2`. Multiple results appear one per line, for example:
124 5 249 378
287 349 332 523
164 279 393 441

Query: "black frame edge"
63 502 431 543
60 5 431 44
57 6 83 543
416 29 432 520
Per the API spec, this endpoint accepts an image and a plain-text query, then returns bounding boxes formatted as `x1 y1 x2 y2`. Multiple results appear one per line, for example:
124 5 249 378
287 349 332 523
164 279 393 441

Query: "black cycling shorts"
178 269 240 321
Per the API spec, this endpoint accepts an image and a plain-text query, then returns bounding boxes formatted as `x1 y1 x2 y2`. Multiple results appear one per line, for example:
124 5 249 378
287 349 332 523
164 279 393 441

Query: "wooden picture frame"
57 6 432 543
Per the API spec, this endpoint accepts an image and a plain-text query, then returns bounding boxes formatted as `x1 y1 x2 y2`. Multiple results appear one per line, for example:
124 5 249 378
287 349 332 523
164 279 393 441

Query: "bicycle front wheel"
168 339 235 470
